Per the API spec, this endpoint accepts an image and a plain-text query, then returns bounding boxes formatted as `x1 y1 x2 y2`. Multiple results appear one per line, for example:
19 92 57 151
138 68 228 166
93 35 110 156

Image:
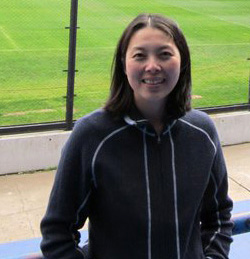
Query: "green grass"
0 0 250 126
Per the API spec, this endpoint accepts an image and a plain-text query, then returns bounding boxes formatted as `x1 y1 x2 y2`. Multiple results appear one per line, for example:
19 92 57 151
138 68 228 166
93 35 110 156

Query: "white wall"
211 111 250 146
0 131 70 175
0 111 250 175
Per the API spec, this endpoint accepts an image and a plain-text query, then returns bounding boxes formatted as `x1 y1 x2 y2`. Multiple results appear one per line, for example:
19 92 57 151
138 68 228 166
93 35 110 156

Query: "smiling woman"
124 27 181 133
40 14 233 259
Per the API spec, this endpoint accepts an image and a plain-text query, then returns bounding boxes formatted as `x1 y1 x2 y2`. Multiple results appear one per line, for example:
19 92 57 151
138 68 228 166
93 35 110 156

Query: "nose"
145 57 161 73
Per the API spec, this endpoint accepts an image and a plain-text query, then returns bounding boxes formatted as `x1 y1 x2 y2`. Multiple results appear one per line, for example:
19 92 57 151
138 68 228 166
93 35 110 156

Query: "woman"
40 14 233 259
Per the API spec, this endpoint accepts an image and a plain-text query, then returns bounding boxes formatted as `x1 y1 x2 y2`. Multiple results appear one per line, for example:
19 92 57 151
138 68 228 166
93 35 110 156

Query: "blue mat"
232 199 250 214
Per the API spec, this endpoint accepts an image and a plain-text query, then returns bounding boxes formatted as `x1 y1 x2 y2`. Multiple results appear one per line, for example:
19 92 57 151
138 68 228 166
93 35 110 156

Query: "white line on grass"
159 1 250 30
0 25 21 51
208 15 250 29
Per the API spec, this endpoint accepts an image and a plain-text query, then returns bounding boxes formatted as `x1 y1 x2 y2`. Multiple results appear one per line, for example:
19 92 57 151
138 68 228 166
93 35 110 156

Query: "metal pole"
65 0 79 130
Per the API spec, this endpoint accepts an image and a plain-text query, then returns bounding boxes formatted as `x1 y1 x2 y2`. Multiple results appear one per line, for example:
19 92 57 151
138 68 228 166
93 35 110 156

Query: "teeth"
143 78 164 84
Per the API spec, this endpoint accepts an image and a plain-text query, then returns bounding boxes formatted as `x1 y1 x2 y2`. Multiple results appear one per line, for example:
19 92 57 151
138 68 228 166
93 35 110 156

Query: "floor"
0 143 250 251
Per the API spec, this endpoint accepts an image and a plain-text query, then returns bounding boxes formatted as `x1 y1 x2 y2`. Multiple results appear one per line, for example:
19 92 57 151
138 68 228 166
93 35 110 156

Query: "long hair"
104 13 191 119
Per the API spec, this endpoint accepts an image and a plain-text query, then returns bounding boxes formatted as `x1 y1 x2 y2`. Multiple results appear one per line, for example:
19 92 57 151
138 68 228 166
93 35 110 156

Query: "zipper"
157 134 161 144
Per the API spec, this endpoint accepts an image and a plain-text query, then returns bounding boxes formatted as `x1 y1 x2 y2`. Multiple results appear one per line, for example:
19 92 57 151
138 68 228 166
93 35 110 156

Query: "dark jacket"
40 108 233 259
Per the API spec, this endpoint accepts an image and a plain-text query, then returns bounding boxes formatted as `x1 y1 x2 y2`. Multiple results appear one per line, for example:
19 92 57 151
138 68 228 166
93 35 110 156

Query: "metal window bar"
1 104 250 135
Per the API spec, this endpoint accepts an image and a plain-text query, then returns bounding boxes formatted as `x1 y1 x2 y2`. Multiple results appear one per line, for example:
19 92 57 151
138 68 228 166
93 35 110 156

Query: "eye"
160 51 172 59
133 53 146 60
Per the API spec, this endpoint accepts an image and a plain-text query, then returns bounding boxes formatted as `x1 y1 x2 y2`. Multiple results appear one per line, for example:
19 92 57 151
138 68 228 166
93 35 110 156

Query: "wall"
0 111 250 175
0 131 70 175
211 111 250 146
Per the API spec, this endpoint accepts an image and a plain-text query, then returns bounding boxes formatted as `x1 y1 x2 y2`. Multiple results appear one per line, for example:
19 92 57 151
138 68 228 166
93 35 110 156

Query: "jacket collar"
123 104 176 135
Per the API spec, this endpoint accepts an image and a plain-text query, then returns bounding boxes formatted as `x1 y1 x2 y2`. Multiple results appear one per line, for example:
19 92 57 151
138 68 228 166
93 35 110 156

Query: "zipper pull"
157 135 161 144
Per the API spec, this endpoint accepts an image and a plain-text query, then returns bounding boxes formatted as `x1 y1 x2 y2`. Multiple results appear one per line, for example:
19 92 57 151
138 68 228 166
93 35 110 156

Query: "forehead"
127 27 176 51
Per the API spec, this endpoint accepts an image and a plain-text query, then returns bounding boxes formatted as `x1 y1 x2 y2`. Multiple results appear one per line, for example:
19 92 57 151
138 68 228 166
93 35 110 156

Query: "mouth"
142 78 165 85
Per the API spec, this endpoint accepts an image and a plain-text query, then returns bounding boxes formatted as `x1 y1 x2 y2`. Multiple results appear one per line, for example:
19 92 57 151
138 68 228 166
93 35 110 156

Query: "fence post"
65 0 79 130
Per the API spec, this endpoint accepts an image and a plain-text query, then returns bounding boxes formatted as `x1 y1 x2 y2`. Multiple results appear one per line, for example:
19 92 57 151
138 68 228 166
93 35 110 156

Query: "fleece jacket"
40 108 233 259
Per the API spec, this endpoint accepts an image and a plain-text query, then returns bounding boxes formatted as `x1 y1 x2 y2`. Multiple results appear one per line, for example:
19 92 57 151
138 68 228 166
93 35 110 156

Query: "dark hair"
104 13 191 119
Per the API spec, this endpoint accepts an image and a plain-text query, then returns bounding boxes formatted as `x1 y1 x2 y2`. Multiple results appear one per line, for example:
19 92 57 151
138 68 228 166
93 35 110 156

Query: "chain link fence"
0 0 249 130
0 0 70 127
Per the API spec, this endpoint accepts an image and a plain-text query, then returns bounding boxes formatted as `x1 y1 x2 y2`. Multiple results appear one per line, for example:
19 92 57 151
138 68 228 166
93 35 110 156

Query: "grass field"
0 0 250 126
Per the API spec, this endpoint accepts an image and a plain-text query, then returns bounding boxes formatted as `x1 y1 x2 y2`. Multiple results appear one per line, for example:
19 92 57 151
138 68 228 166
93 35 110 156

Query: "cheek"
168 58 181 71
125 62 141 82
166 60 181 79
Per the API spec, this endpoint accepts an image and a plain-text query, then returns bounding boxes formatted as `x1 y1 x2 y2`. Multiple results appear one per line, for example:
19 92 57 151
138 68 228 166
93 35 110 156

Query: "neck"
135 99 165 135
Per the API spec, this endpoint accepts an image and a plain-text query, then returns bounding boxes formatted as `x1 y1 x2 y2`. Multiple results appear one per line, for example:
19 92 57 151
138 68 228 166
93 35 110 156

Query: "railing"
232 213 250 235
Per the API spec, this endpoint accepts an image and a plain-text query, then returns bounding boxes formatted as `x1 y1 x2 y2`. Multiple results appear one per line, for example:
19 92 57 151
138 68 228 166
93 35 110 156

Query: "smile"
142 78 165 85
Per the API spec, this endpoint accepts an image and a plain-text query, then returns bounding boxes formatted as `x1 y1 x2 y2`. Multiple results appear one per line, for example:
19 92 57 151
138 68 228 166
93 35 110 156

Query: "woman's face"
125 27 181 108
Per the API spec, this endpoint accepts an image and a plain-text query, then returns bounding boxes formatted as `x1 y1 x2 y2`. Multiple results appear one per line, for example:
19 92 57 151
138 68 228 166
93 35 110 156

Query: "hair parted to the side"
104 13 192 119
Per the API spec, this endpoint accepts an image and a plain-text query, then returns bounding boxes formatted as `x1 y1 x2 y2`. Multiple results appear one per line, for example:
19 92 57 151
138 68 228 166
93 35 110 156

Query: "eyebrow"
132 45 174 51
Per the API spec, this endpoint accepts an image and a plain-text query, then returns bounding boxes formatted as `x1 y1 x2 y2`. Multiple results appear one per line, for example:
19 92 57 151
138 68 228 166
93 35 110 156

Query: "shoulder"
71 109 125 141
177 109 220 146
179 109 216 132
62 109 124 155
181 109 213 125
75 108 110 126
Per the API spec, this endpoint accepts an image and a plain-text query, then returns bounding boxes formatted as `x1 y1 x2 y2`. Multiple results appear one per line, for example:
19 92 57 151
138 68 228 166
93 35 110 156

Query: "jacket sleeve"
40 121 93 259
200 140 233 259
